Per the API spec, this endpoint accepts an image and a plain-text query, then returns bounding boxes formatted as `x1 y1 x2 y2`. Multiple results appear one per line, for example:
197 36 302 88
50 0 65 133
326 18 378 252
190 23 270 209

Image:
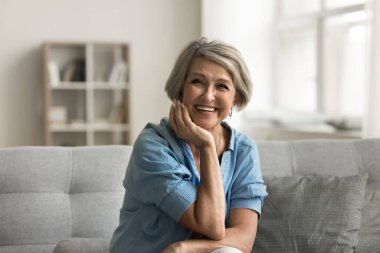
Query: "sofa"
0 139 379 253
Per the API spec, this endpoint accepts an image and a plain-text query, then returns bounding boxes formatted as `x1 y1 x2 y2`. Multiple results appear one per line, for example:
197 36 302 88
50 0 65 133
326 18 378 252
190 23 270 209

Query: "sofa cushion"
53 237 110 253
70 192 124 237
253 174 367 253
356 183 380 253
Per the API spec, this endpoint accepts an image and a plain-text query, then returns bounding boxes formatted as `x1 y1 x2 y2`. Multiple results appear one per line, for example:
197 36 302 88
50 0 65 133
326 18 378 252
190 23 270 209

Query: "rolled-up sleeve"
160 179 197 221
124 131 197 222
230 142 267 216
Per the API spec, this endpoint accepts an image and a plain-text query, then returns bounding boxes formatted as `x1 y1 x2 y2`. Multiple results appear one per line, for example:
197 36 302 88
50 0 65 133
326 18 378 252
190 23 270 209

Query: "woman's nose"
202 87 215 101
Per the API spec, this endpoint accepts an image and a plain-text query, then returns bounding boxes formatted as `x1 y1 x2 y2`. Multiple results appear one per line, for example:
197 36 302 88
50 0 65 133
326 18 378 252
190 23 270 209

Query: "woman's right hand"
161 241 187 253
169 100 214 150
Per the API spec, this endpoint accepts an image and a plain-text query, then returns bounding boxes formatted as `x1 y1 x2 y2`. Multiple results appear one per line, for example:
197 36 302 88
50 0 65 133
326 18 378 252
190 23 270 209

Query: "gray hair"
165 37 253 111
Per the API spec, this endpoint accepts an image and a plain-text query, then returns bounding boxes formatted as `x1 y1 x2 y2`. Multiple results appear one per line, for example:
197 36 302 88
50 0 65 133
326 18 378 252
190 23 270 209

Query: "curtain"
364 0 380 138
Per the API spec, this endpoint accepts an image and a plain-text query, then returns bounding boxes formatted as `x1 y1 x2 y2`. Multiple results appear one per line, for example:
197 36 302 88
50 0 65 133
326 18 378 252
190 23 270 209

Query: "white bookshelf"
43 41 130 146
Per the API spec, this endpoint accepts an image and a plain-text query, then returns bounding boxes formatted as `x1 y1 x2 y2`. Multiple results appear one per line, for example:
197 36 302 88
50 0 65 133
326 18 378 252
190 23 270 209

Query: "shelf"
50 82 87 90
93 123 130 131
43 41 130 146
50 123 88 132
50 123 129 132
49 82 129 90
92 82 129 89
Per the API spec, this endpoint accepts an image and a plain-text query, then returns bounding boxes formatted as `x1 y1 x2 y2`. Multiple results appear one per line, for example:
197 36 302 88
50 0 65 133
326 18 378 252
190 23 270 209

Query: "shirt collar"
221 121 235 151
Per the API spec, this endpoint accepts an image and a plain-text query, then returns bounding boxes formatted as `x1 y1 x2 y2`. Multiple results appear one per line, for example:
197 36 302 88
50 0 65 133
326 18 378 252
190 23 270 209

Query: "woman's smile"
182 57 236 132
196 105 217 112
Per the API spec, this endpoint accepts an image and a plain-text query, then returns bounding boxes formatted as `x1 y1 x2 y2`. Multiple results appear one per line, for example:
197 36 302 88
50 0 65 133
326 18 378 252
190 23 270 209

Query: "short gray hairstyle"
165 37 253 111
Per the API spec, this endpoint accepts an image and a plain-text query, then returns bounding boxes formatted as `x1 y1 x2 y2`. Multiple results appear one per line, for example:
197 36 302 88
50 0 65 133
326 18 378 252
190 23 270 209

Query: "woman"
110 38 267 253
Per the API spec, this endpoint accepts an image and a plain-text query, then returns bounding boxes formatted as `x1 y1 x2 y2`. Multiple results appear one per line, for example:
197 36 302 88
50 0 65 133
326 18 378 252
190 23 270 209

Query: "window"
276 23 317 112
271 0 369 129
323 10 368 121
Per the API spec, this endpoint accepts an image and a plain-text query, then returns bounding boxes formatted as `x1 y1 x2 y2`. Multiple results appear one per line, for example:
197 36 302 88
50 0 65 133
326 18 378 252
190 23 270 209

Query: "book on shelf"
61 59 86 82
49 106 67 125
108 61 127 84
47 61 60 86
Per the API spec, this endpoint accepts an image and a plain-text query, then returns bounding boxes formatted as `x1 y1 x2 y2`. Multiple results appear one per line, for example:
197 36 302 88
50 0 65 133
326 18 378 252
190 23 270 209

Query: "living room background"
1 0 379 147
0 0 201 147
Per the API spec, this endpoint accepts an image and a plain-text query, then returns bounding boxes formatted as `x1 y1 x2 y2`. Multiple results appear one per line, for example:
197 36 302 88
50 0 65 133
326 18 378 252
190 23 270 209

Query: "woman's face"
181 57 236 132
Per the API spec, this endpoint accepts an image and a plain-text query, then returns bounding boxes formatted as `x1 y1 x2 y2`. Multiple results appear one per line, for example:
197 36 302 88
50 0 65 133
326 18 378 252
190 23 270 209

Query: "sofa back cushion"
253 174 367 253
0 146 132 253
69 147 130 237
0 148 72 253
257 139 380 253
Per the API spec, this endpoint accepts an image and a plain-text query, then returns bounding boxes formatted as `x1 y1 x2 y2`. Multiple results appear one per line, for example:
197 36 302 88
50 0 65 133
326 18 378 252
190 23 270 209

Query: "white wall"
0 0 201 146
364 0 380 137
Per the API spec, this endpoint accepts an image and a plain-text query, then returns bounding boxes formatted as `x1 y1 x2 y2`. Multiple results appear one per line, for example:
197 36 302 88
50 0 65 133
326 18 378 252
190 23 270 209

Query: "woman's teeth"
197 105 216 112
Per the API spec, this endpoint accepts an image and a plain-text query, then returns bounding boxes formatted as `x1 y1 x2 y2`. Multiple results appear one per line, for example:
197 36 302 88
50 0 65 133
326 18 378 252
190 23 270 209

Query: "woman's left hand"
169 100 214 150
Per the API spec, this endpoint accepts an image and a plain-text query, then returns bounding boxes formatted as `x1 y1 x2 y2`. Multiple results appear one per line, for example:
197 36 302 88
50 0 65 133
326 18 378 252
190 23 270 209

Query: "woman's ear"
235 92 242 107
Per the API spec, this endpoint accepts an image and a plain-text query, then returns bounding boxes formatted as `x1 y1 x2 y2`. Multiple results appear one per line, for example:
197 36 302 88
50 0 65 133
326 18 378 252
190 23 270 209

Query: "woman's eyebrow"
216 78 232 84
189 72 205 78
190 72 232 83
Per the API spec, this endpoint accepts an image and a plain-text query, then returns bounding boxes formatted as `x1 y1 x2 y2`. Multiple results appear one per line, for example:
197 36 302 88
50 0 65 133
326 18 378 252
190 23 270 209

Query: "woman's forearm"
176 227 254 253
165 209 258 253
195 144 226 239
179 142 226 240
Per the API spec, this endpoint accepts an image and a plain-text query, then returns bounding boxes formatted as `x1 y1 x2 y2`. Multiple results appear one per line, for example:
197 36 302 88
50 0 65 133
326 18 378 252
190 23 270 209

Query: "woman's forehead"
188 57 233 81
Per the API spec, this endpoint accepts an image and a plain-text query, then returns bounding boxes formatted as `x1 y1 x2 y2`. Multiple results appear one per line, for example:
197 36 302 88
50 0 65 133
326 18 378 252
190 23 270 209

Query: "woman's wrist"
197 138 215 151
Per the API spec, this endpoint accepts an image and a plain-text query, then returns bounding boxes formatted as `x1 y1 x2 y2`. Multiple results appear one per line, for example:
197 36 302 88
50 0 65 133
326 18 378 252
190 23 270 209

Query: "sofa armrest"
53 237 110 253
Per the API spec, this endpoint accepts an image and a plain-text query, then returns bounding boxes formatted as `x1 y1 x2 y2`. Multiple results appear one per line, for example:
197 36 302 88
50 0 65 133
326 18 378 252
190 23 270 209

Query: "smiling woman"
109 38 267 253
181 57 236 133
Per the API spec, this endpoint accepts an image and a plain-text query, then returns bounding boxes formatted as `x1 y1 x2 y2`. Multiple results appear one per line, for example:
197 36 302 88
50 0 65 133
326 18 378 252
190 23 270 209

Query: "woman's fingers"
181 102 194 128
169 103 177 131
169 103 176 127
175 101 186 130
169 101 186 139
169 101 190 140
176 102 194 138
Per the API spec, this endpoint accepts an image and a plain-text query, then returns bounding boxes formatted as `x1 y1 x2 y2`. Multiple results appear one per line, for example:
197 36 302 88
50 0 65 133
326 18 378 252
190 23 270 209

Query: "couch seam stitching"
352 140 364 175
288 142 296 176
69 148 74 237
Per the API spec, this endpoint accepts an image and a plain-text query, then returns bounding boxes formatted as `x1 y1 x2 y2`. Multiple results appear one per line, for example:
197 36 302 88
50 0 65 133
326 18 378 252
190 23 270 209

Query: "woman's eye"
191 79 201 84
217 84 229 90
190 79 204 86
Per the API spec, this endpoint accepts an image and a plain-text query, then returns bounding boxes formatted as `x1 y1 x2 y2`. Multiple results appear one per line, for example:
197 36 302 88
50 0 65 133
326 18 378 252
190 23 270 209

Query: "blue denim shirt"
110 118 267 253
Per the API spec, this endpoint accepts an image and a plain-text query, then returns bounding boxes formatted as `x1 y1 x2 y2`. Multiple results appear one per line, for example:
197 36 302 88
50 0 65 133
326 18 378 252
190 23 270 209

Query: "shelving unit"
43 41 130 146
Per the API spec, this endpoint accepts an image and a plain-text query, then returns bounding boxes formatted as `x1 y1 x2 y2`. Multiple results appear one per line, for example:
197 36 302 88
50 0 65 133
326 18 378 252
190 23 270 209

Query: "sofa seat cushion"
53 237 110 253
253 174 367 253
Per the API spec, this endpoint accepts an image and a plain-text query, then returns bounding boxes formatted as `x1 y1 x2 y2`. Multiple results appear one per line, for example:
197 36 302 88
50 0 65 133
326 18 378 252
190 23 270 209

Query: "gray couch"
0 139 379 253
